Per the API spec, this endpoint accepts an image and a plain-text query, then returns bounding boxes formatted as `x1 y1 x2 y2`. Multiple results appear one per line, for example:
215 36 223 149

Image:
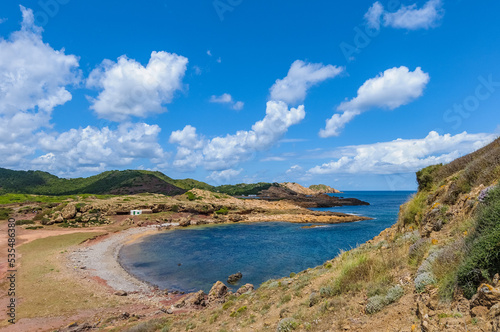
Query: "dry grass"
16 232 119 319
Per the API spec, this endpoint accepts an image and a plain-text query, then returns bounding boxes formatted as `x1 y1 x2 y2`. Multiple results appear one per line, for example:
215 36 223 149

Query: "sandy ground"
68 227 158 293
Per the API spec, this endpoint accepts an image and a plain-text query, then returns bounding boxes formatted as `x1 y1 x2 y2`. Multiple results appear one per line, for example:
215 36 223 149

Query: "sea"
118 191 415 293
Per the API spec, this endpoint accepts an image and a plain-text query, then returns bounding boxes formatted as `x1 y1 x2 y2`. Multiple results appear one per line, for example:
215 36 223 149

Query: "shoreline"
71 216 373 296
68 227 159 293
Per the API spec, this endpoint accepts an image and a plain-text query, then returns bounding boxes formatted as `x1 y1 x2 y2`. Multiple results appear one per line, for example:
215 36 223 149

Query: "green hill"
0 168 275 197
0 168 215 196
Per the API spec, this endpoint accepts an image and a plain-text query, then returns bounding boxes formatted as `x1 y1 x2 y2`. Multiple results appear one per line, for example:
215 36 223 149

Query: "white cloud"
261 156 286 162
34 123 166 176
209 93 244 110
0 6 80 167
320 66 430 137
207 50 212 56
365 2 384 30
309 131 495 175
207 169 243 184
365 0 444 31
87 51 188 122
270 60 344 105
0 6 79 115
170 101 305 171
286 165 304 175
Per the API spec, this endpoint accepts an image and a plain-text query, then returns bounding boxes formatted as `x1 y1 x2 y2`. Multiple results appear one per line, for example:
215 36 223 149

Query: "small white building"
130 210 142 215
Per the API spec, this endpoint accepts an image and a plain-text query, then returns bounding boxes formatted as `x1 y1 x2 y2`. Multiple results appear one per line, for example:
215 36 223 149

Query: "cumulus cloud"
0 6 80 167
87 51 188 121
0 6 79 115
209 93 244 110
207 169 243 184
34 123 166 175
309 131 495 175
320 66 430 137
365 0 444 31
169 101 305 171
270 60 344 105
365 2 384 30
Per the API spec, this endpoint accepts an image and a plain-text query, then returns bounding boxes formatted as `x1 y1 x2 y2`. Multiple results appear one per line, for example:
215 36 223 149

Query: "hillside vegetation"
0 168 277 197
114 138 500 331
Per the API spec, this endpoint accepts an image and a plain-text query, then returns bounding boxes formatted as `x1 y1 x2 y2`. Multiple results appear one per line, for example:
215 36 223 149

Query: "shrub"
415 272 436 292
279 294 291 304
186 192 200 201
276 318 298 332
457 185 500 298
222 300 234 310
215 207 229 215
309 292 320 307
365 295 386 314
365 285 404 314
0 208 13 220
16 219 35 225
385 285 404 303
229 306 247 317
26 226 43 230
171 205 179 213
399 191 428 227
416 164 442 191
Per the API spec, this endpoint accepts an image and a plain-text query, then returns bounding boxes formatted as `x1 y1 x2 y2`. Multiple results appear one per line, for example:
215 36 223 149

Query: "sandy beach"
68 227 158 293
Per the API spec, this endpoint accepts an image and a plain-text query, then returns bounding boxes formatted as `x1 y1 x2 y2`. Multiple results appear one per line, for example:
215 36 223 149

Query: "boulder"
179 217 191 227
175 290 206 308
208 281 228 304
228 272 243 284
185 290 206 306
114 290 127 296
52 212 64 223
236 283 254 296
471 284 500 308
62 203 77 220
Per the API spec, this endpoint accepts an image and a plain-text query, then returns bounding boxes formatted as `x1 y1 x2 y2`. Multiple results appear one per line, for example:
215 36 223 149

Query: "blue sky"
0 0 499 190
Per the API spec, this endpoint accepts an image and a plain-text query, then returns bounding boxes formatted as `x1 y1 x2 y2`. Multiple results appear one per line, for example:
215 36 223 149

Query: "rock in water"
227 272 243 284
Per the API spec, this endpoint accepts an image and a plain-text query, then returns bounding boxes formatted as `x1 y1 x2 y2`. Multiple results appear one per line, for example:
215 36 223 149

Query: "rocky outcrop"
208 281 228 304
176 290 206 307
258 185 368 208
236 283 254 296
471 284 500 309
309 184 341 194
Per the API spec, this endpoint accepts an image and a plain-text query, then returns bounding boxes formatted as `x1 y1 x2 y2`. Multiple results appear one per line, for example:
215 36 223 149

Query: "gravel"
68 227 155 293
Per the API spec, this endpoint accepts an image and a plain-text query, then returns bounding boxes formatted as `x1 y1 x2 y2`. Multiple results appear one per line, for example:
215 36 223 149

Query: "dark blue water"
119 191 414 293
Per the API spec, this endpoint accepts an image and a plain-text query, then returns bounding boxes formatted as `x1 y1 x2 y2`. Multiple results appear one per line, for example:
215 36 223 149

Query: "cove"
119 191 414 293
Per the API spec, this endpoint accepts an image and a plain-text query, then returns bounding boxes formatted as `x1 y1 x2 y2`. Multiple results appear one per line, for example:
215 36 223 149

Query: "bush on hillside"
416 164 442 191
0 207 12 220
457 185 500 298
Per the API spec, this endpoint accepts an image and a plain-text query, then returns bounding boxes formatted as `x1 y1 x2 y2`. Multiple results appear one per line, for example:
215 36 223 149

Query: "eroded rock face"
236 283 254 296
176 290 206 308
208 281 228 304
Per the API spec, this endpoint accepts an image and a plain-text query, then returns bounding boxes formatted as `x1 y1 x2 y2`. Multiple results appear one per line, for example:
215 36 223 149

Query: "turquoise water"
119 191 414 293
